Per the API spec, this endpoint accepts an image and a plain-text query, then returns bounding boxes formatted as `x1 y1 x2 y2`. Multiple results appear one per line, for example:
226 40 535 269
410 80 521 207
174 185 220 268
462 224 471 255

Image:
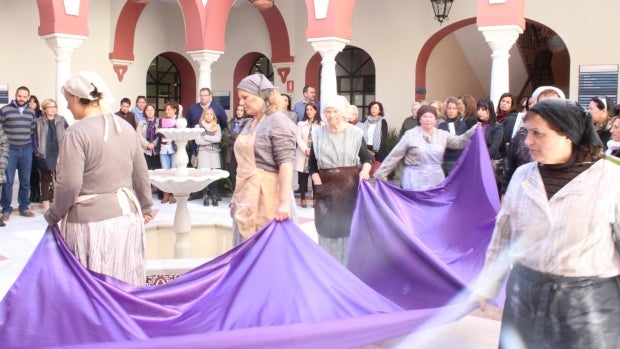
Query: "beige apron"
232 131 279 239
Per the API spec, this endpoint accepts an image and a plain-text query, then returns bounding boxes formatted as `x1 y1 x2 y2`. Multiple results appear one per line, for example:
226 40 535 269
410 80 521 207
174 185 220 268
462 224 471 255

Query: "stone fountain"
148 118 229 258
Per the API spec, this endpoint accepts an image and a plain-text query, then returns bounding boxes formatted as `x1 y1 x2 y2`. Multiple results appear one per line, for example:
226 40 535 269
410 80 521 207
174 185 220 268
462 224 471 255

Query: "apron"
232 131 279 239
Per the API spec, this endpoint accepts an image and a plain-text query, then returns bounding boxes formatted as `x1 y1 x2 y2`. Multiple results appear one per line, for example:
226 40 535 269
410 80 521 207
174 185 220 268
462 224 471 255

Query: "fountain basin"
146 223 233 275
149 168 229 195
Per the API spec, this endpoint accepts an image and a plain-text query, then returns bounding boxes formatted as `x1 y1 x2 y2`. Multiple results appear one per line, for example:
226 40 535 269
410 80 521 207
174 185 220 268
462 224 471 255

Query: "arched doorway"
335 46 375 120
147 55 181 115
250 56 274 82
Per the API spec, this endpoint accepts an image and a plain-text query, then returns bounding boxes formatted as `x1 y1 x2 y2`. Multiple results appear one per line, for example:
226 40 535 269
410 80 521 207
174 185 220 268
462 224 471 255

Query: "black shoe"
293 189 302 194
212 198 218 206
203 196 209 206
0 219 5 227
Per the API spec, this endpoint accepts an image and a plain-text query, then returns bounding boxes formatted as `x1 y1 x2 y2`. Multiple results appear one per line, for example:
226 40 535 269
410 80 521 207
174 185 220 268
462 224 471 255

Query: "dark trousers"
500 264 620 349
39 169 55 202
297 172 314 200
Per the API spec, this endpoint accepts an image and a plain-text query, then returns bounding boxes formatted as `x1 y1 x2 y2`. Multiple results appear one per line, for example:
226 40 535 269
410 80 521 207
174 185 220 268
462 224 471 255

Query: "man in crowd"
186 87 228 130
294 85 320 121
115 97 137 129
0 86 36 221
398 100 423 139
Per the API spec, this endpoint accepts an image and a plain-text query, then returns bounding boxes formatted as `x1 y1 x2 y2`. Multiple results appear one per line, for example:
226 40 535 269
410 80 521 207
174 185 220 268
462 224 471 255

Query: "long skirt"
61 211 146 286
500 263 620 349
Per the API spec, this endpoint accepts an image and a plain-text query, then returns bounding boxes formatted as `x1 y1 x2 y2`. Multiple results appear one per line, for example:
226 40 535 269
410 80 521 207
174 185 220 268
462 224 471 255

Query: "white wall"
0 0 618 125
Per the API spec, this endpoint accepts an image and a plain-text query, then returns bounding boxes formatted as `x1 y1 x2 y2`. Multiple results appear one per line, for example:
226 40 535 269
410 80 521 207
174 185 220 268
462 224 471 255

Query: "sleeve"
44 131 85 225
131 135 153 216
446 124 477 150
213 104 228 130
0 125 8 175
358 141 373 165
488 124 505 159
373 134 409 181
271 115 297 166
296 122 309 153
136 122 149 150
308 146 319 175
473 191 515 299
376 119 389 162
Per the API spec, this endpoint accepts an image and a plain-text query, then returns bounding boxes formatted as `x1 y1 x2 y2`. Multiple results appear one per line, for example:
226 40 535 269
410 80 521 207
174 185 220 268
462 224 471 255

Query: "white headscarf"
63 71 120 141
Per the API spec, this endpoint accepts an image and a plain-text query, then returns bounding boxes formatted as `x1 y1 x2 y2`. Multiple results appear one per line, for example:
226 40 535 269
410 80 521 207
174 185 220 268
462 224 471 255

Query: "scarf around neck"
364 116 383 152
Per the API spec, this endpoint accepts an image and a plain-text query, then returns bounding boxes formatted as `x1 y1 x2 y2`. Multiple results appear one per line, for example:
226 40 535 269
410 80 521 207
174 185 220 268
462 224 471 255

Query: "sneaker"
1 213 10 221
19 210 35 217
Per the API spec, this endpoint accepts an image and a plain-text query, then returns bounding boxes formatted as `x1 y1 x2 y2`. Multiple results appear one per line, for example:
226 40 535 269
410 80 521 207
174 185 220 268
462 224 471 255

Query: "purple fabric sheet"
0 221 474 349
0 129 500 349
348 128 504 309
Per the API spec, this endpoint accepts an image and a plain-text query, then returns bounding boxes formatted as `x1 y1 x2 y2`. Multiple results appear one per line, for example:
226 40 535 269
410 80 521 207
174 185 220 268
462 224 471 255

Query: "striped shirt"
0 101 36 146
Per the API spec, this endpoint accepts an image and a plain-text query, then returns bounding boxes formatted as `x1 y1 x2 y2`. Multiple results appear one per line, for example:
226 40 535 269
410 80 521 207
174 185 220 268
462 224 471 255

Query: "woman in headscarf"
308 95 372 265
44 71 153 286
373 105 477 190
472 99 620 348
230 74 297 239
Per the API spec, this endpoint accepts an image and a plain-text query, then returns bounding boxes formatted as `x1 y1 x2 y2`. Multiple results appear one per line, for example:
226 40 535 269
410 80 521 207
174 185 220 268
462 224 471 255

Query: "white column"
187 49 224 98
308 37 349 106
42 33 87 125
479 25 523 106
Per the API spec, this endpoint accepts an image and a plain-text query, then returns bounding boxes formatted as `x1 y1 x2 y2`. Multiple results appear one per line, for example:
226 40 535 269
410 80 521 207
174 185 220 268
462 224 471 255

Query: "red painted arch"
160 52 197 114
258 6 293 63
179 0 234 52
306 53 323 95
305 0 355 39
108 1 149 61
232 52 266 108
415 17 477 100
37 0 89 36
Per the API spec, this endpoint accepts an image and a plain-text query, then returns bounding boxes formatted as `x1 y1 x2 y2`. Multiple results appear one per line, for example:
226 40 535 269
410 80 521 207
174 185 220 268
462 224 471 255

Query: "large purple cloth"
348 128 504 309
0 129 500 349
0 221 475 349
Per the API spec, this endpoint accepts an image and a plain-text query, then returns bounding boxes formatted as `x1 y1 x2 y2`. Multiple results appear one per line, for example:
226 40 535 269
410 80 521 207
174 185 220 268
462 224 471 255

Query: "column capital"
41 33 87 53
308 36 349 56
187 49 224 65
478 25 523 51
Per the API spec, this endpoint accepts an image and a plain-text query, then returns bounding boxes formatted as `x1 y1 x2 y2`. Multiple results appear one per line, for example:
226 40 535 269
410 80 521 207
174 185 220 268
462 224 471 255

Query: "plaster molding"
313 0 329 19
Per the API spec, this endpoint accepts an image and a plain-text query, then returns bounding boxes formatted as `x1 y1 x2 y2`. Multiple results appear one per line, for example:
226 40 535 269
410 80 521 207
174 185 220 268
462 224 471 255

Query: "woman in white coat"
294 102 323 207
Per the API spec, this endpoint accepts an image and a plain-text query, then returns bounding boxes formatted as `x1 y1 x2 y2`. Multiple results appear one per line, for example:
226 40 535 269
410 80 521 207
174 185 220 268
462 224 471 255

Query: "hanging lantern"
249 0 274 11
430 0 454 25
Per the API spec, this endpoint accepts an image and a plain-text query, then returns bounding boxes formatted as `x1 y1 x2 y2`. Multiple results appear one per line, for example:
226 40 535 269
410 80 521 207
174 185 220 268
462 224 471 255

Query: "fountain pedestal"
149 125 229 258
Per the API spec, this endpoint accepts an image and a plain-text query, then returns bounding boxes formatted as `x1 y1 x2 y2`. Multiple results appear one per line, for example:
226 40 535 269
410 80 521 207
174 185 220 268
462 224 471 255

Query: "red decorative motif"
276 67 290 83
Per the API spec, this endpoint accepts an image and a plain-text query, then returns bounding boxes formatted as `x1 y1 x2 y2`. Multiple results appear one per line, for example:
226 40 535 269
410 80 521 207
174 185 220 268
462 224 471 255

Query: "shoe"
1 213 9 221
203 196 209 206
41 201 50 210
19 210 35 217
161 192 169 204
293 189 302 194
300 199 307 208
169 195 176 204
0 219 5 227
215 194 222 202
212 198 218 206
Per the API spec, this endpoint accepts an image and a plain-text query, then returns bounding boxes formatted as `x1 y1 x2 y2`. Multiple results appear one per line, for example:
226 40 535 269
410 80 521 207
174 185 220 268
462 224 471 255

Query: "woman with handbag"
156 101 179 204
34 99 69 209
295 102 323 208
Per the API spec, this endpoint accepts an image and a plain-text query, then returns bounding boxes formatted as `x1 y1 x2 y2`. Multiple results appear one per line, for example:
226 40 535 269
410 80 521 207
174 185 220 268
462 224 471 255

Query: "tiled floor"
0 188 501 348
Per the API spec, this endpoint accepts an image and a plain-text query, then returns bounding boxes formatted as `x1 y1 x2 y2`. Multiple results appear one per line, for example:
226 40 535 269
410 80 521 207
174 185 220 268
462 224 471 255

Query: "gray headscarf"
237 74 274 100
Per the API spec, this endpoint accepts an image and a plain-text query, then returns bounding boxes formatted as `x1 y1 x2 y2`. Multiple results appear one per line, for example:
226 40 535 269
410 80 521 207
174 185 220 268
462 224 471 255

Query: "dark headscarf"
417 105 438 119
529 99 602 147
